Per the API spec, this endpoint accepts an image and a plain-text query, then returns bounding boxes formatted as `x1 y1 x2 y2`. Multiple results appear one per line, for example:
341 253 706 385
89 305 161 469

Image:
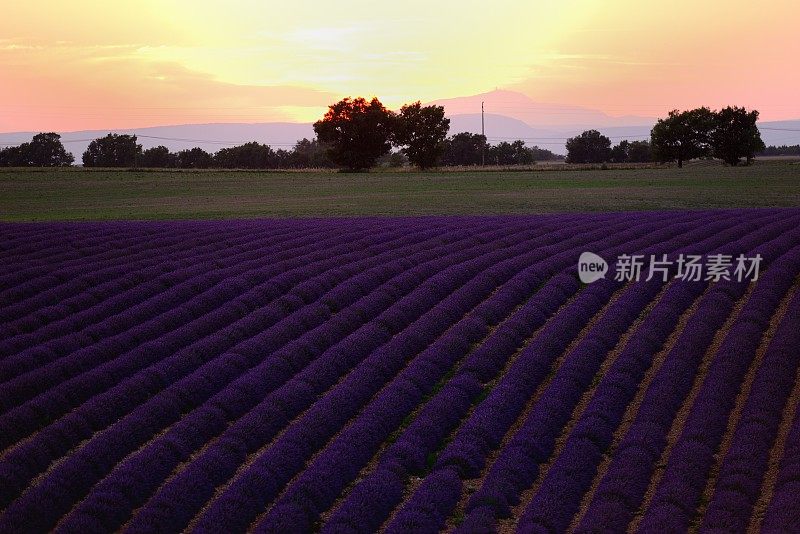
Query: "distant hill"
0 123 315 164
1 91 798 159
447 113 654 153
446 115 800 155
430 89 655 128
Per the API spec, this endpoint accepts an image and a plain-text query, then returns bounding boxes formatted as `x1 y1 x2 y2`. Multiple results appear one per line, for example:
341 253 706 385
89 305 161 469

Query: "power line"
0 134 299 147
135 134 250 145
486 134 651 141
2 125 797 149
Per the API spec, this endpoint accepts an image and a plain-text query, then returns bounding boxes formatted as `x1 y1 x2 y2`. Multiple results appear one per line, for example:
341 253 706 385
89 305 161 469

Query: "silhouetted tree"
0 145 25 166
650 108 714 167
486 140 536 165
565 130 612 163
290 138 334 168
529 146 563 162
627 140 652 162
609 139 652 163
394 102 450 169
440 132 487 166
510 140 535 165
27 133 74 166
214 142 276 168
140 146 176 168
82 134 142 167
759 144 800 156
313 97 394 171
609 140 630 163
176 147 213 169
387 152 407 167
711 106 765 165
273 149 293 169
376 151 408 168
0 133 73 166
488 142 516 165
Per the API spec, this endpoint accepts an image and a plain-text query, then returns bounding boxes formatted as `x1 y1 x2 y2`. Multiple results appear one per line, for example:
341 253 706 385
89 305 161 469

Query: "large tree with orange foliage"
313 97 395 171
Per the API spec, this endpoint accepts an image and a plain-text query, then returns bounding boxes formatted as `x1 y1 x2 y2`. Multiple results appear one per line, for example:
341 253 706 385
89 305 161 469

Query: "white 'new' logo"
578 252 608 284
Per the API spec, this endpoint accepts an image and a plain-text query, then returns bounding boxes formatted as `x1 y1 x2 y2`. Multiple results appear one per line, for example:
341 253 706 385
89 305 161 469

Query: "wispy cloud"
363 51 427 62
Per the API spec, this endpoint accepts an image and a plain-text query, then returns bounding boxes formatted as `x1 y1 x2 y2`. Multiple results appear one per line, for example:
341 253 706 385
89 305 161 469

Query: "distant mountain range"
0 123 316 163
2 90 798 159
446 113 658 153
430 90 656 128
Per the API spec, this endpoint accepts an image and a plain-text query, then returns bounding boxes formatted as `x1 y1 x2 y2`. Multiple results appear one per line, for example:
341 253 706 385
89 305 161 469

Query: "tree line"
565 106 765 166
565 132 653 164
315 100 766 168
439 134 561 166
311 97 563 170
0 100 772 170
0 123 559 171
758 144 800 157
0 133 75 167
77 135 337 169
0 97 553 170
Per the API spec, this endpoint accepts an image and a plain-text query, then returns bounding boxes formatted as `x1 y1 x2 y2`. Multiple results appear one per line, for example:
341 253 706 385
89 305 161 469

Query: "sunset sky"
1 0 798 131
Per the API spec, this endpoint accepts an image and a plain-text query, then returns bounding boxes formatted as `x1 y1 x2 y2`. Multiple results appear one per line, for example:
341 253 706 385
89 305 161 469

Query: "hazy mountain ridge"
2 90 798 159
429 89 656 128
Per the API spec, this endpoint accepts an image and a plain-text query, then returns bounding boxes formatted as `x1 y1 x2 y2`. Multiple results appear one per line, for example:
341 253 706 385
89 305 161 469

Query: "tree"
565 130 612 163
488 141 517 165
290 138 334 168
313 97 394 171
176 147 213 169
759 144 800 157
530 145 563 162
0 133 73 167
141 146 176 168
82 134 142 167
274 149 293 169
440 132 487 166
486 140 535 165
627 140 652 163
650 108 714 167
609 139 652 163
376 151 408 168
0 146 25 166
711 106 765 165
26 133 74 166
214 142 276 168
509 140 535 165
394 102 450 169
387 152 407 167
609 140 630 163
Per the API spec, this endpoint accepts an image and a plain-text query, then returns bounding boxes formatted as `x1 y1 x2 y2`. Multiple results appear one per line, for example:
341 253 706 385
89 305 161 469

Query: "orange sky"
1 0 798 131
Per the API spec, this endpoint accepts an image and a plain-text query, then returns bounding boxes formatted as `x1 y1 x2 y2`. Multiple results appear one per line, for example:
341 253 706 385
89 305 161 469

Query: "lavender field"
1 209 800 533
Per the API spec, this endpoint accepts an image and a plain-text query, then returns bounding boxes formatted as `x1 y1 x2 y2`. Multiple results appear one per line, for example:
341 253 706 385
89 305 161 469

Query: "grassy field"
1 159 799 220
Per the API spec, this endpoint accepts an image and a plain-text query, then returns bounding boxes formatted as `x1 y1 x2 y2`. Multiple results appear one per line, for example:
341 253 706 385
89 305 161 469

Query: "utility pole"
481 101 485 166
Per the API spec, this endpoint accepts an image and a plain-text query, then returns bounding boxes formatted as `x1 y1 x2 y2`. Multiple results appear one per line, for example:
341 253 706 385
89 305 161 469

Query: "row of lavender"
1 210 799 533
386 210 800 534
2 213 605 533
